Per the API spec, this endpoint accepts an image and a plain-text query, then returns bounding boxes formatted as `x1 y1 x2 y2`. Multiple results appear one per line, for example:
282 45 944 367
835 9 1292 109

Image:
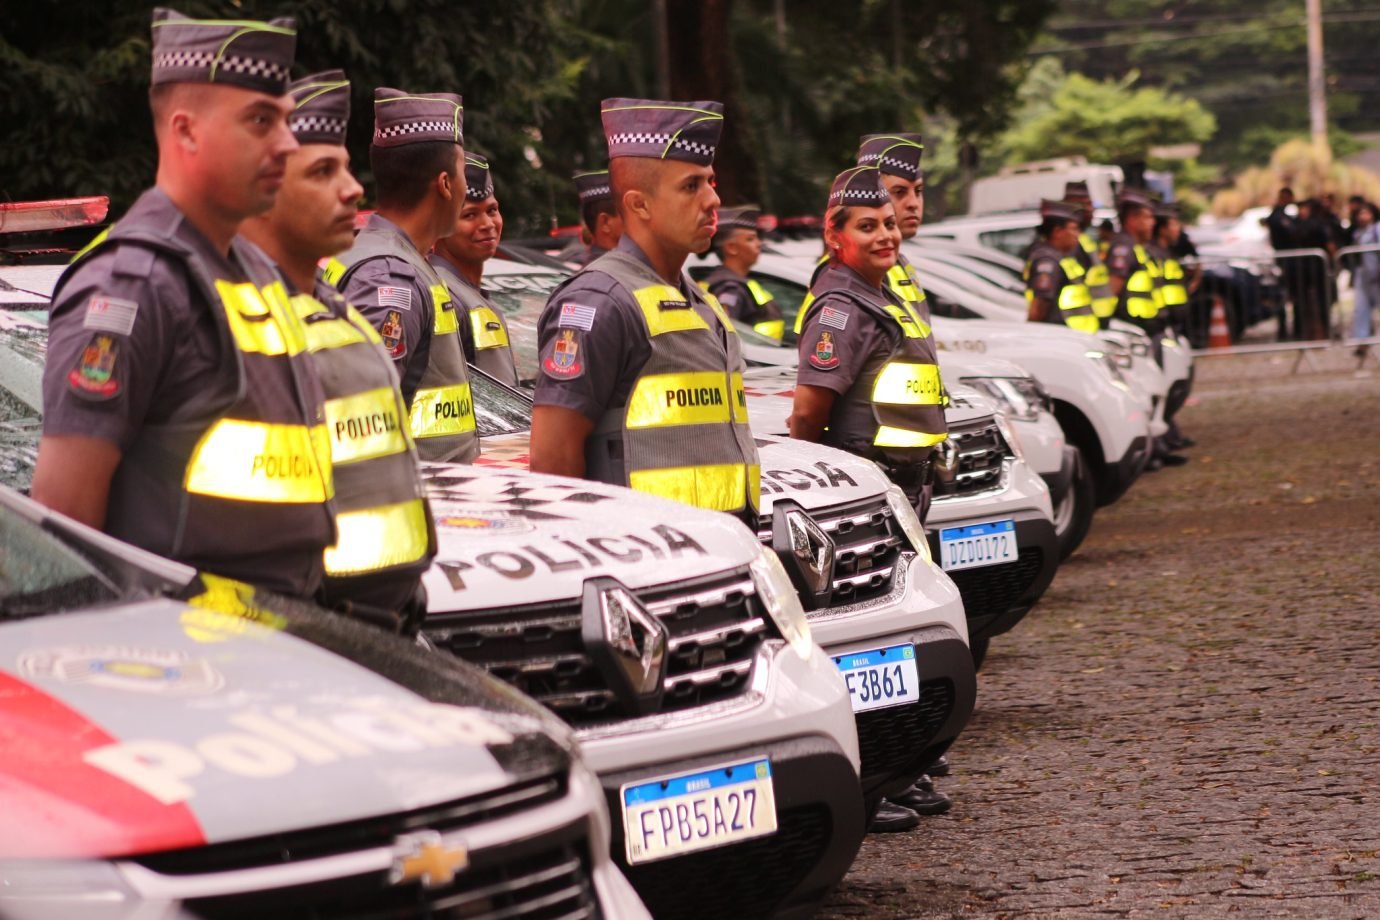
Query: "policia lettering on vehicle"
323 89 479 463
571 168 622 268
701 205 785 342
430 152 520 387
32 9 338 601
240 70 435 627
1024 199 1099 334
529 98 760 524
1063 180 1117 326
788 166 951 831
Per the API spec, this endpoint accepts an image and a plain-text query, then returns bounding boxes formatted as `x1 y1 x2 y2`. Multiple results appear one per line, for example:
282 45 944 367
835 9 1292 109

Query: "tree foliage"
0 0 1055 231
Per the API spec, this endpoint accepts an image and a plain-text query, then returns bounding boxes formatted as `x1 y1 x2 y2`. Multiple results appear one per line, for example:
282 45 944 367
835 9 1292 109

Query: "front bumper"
1040 444 1077 510
808 554 975 798
597 734 864 920
1097 434 1150 507
926 510 1060 644
576 640 864 920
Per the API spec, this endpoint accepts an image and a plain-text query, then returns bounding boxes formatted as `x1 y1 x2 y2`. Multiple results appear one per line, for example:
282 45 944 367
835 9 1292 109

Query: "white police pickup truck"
0 252 867 920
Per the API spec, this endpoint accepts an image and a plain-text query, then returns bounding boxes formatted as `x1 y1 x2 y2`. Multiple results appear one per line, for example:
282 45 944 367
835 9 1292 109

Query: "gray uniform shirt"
795 262 898 453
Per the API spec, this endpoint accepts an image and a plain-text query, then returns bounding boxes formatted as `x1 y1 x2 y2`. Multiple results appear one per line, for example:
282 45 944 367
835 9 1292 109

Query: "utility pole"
1306 0 1328 152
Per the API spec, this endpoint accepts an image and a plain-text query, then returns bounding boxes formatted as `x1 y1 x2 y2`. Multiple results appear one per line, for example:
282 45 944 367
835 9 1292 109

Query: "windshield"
0 505 120 616
485 270 564 383
471 367 533 435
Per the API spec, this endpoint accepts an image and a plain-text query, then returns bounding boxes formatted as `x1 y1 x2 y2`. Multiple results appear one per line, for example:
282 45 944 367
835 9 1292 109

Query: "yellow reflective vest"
1024 242 1100 334
577 251 761 515
1077 233 1117 321
59 224 336 598
300 281 435 610
1109 234 1164 323
701 267 785 343
324 222 479 463
429 253 520 386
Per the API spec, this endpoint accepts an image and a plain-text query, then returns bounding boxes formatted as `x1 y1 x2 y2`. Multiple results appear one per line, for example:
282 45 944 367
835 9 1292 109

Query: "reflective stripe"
324 386 407 465
1065 313 1101 333
1161 258 1188 306
409 383 475 439
699 291 738 334
1085 263 1116 318
216 280 308 357
730 371 748 423
629 463 756 513
626 371 733 428
322 257 346 287
185 420 333 503
885 263 926 305
324 499 431 576
633 284 711 335
875 425 949 449
872 362 944 405
752 318 785 340
431 284 459 335
746 279 773 305
883 303 931 339
468 305 510 349
793 291 814 335
303 314 369 352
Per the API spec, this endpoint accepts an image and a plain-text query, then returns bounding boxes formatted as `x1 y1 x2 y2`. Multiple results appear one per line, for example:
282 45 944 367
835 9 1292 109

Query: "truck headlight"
960 376 1041 421
884 483 933 564
993 412 1027 463
749 547 814 659
1086 349 1128 386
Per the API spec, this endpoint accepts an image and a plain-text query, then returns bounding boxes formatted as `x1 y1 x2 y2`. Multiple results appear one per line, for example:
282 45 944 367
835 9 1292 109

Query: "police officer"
1062 180 1117 326
240 70 435 627
529 98 759 522
32 9 336 601
789 166 950 831
1105 187 1166 336
571 168 622 267
1151 201 1193 326
324 89 479 463
1024 199 1099 333
430 152 519 386
701 205 785 342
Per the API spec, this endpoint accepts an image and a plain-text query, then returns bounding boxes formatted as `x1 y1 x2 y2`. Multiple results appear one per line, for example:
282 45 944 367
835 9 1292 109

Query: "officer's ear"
622 188 652 223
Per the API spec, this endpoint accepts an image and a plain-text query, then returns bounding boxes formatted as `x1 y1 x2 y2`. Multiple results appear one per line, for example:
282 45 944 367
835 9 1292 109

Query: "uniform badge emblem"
67 333 121 399
380 310 406 359
543 328 583 379
809 331 839 370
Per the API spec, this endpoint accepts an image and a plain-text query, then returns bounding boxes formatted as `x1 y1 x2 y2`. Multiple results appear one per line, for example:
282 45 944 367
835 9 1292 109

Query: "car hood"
422 460 763 611
0 594 559 860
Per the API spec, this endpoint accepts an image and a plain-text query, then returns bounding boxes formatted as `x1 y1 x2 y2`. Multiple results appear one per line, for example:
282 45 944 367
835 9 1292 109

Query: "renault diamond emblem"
582 578 669 715
389 830 468 889
936 437 959 473
771 501 835 610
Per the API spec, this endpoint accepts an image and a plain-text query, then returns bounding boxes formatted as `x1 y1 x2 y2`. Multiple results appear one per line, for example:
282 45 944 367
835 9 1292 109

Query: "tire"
1053 446 1097 561
970 636 990 670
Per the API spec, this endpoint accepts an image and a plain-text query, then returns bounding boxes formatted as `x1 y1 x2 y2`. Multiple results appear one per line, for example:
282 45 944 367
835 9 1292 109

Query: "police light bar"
0 197 109 235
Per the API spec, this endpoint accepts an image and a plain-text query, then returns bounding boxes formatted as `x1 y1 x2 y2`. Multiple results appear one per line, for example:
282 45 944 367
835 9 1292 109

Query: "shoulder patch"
807 331 841 370
379 309 407 358
541 328 585 380
377 286 412 311
819 305 850 330
67 333 122 400
558 302 597 331
716 290 740 309
82 295 139 335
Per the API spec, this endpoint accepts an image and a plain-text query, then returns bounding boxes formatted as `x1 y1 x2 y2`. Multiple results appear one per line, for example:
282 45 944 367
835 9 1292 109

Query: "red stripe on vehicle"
0 670 205 858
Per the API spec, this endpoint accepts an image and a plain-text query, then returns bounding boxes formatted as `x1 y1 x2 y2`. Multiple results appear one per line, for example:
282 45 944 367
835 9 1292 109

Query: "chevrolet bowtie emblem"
389 830 469 889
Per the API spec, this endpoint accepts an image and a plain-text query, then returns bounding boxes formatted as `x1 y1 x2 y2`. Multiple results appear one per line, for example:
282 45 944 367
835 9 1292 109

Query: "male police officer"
858 134 935 322
1025 199 1098 333
240 70 434 627
1105 187 1165 336
572 168 622 267
324 89 479 463
33 9 338 601
1063 180 1117 325
529 98 759 522
701 205 785 342
431 152 520 386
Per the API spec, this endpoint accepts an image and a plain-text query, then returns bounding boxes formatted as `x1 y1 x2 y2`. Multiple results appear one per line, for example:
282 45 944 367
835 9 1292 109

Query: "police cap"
601 98 724 165
372 88 463 149
288 70 350 146
150 7 296 95
856 133 924 182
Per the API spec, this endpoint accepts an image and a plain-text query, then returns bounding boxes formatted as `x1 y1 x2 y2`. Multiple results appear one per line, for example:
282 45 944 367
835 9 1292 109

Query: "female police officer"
788 165 951 831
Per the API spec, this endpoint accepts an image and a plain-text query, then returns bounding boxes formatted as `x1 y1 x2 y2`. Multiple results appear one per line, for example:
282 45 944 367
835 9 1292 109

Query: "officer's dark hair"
1118 202 1151 224
1039 216 1076 238
581 198 617 235
371 141 461 211
609 158 663 216
148 83 215 134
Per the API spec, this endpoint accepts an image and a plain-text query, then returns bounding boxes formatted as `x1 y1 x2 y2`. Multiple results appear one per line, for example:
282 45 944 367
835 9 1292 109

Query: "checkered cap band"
290 114 347 143
464 154 494 201
150 9 296 94
827 166 888 207
602 98 724 165
289 70 350 145
578 183 611 202
856 134 923 181
574 169 612 204
372 88 464 148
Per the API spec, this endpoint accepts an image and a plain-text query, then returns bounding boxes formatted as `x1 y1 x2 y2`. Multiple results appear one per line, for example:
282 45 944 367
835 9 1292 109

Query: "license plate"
621 758 777 864
939 518 1017 571
834 643 920 713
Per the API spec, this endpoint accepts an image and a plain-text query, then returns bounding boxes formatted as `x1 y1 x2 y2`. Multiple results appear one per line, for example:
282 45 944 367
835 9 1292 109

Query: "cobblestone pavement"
821 349 1380 919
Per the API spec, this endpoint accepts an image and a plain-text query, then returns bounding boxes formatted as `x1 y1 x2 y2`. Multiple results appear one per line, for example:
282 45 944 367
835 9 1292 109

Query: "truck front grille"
933 417 1008 499
944 546 1046 621
856 678 956 784
426 569 770 726
760 496 908 608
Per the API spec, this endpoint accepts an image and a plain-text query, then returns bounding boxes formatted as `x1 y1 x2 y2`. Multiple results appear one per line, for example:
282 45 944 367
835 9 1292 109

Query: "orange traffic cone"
1208 296 1232 349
